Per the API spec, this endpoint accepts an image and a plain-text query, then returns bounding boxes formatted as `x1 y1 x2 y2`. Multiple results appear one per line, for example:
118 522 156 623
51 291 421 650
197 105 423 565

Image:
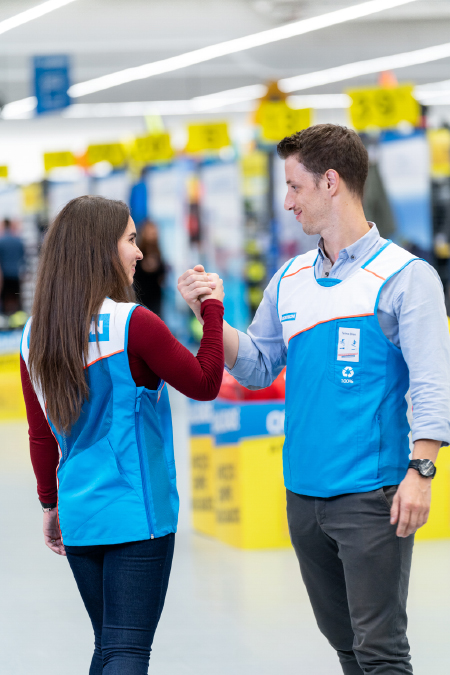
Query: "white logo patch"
342 367 354 378
337 327 360 362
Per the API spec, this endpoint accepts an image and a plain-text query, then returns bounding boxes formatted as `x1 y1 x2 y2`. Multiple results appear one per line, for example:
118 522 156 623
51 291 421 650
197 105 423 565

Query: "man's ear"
325 169 339 195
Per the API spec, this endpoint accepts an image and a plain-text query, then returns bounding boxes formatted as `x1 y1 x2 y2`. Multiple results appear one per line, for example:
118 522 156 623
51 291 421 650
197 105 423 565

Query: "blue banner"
34 55 71 115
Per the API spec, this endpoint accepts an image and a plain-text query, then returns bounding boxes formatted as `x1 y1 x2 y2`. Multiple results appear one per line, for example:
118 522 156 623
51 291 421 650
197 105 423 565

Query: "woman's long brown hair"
28 195 134 434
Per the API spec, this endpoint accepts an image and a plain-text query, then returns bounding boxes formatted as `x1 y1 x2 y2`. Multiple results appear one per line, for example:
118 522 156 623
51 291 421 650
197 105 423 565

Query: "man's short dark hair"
277 124 368 200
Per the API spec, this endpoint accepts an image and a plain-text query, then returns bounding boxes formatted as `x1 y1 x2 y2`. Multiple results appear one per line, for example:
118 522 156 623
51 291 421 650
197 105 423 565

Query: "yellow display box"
212 400 291 550
189 401 216 537
0 332 26 422
416 446 450 540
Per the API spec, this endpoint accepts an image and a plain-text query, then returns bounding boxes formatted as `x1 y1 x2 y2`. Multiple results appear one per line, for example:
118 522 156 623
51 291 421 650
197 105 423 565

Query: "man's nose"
284 193 294 211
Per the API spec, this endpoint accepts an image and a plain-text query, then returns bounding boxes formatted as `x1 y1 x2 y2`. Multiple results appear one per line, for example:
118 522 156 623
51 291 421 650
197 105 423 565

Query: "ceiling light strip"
68 0 419 97
0 0 78 36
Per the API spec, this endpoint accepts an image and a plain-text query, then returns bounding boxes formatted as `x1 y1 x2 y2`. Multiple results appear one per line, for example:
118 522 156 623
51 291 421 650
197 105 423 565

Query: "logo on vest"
281 312 297 322
89 313 110 342
341 366 354 383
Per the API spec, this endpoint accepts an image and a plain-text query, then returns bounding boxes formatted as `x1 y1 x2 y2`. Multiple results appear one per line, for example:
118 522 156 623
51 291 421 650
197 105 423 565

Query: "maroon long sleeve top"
20 299 224 504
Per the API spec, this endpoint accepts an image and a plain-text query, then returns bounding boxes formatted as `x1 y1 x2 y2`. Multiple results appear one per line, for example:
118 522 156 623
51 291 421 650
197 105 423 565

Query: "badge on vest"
281 312 297 322
337 327 360 362
89 314 110 342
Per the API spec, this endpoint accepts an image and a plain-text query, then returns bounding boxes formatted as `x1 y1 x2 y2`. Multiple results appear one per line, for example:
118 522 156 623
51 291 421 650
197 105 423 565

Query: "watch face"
419 460 435 477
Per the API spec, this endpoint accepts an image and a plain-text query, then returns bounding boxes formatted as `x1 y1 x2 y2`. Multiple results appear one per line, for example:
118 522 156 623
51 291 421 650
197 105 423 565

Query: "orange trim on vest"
282 265 312 279
85 349 124 369
288 313 374 343
364 268 386 281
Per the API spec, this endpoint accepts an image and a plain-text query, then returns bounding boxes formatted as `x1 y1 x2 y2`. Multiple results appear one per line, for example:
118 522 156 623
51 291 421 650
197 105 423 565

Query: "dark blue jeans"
66 534 175 674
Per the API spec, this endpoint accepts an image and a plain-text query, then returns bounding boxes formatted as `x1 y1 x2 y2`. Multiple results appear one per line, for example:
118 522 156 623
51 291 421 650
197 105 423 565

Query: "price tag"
44 151 76 172
132 133 173 163
348 84 420 131
86 143 127 167
257 101 311 143
0 166 8 179
186 122 230 153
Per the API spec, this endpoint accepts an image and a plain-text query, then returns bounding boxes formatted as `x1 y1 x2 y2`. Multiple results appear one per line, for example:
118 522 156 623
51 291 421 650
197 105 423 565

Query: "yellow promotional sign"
257 101 311 143
428 128 450 178
0 166 8 179
186 122 231 153
86 143 127 167
43 151 76 172
190 435 216 537
22 183 45 214
348 84 420 131
0 353 26 422
132 133 173 163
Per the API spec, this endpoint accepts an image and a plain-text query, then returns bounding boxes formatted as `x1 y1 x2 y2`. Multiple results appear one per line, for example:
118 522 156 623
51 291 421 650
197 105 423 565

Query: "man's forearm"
411 439 440 463
223 320 239 369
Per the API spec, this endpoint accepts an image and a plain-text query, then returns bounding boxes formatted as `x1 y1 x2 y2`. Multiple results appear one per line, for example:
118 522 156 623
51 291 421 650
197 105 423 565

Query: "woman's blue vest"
21 298 179 546
277 241 416 498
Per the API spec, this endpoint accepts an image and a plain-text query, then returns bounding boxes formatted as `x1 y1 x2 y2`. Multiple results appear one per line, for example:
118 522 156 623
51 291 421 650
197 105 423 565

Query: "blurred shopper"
20 196 224 675
178 125 450 675
134 219 165 316
0 217 25 314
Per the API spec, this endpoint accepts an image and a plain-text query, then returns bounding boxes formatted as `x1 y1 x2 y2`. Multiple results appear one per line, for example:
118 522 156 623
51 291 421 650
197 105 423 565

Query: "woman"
20 195 224 674
133 220 165 316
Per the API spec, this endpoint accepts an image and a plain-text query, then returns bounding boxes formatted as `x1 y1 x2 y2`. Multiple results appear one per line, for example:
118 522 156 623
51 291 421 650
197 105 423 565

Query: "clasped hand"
177 264 224 324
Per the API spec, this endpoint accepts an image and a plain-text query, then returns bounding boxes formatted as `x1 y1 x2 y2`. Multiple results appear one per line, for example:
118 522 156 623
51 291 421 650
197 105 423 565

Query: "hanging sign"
43 151 76 172
132 133 173 163
0 166 8 179
34 55 71 115
348 84 420 131
428 129 450 178
86 143 127 167
257 101 311 143
186 122 230 153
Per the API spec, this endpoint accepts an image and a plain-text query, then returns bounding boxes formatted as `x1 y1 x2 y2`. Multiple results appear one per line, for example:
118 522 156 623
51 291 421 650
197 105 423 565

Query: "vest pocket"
57 436 131 539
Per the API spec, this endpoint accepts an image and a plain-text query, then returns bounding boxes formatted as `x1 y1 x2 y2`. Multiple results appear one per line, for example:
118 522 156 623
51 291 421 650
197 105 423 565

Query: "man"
178 124 450 674
0 218 25 314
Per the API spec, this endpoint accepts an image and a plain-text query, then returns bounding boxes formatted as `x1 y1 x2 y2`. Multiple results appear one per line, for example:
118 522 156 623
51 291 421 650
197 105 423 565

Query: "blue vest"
21 298 179 546
277 241 416 498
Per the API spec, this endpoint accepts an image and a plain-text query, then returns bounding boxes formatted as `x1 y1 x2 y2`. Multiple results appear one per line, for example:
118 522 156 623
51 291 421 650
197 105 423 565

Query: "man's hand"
390 470 431 538
43 509 66 556
177 264 217 323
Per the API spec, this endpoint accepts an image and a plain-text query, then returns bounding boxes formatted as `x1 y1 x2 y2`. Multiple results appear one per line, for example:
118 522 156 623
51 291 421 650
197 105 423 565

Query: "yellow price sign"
44 151 76 172
0 166 8 179
132 133 173 163
428 129 450 178
86 143 127 167
257 101 311 143
348 84 420 131
186 122 230 153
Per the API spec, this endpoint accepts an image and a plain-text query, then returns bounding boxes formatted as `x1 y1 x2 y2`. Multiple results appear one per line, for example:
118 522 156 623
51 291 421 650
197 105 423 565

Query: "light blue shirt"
228 224 450 446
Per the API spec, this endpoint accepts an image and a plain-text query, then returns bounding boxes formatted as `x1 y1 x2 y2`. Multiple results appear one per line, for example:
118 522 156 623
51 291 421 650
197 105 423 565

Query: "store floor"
1 390 449 675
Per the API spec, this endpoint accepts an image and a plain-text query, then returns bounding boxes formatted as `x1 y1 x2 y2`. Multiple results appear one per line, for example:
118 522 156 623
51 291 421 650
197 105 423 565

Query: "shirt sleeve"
383 260 450 446
226 263 290 389
20 357 59 504
127 299 224 401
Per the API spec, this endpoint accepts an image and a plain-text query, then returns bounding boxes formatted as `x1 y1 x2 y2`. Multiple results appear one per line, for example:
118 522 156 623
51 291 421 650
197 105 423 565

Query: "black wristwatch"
40 501 57 513
408 459 437 478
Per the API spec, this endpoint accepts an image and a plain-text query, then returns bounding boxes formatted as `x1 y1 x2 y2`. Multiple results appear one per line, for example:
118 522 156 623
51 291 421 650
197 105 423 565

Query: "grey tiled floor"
1 390 449 674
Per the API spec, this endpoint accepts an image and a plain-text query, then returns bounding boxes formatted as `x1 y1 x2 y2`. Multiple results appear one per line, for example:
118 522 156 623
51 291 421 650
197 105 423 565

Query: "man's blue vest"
21 298 179 546
277 241 416 498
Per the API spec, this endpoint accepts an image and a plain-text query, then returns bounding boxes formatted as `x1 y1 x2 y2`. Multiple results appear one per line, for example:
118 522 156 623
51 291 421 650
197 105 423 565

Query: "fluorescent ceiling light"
288 94 352 109
279 42 450 92
0 0 78 36
68 0 419 98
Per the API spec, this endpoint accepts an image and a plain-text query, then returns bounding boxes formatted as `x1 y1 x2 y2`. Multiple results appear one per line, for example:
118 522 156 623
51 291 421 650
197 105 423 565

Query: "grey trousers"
286 487 414 674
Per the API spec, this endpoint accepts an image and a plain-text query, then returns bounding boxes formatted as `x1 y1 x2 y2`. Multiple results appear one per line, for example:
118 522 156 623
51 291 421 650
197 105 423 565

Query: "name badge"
337 327 360 362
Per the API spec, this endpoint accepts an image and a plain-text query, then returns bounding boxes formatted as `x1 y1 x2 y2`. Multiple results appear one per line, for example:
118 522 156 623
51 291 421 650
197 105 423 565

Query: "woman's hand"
177 264 218 323
43 509 66 556
202 273 224 303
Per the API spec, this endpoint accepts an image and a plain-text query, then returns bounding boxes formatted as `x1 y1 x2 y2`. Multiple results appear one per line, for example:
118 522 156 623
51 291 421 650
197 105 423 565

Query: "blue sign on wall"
34 55 71 115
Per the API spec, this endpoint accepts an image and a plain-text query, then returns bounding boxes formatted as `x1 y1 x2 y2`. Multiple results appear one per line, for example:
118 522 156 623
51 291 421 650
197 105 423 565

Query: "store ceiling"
1 0 450 109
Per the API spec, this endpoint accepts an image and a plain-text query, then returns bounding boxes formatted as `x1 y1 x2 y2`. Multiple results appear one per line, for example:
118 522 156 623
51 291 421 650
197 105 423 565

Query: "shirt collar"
318 222 380 264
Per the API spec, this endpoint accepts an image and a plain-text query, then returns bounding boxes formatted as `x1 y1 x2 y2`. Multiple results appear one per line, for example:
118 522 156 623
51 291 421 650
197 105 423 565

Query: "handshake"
177 264 225 324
